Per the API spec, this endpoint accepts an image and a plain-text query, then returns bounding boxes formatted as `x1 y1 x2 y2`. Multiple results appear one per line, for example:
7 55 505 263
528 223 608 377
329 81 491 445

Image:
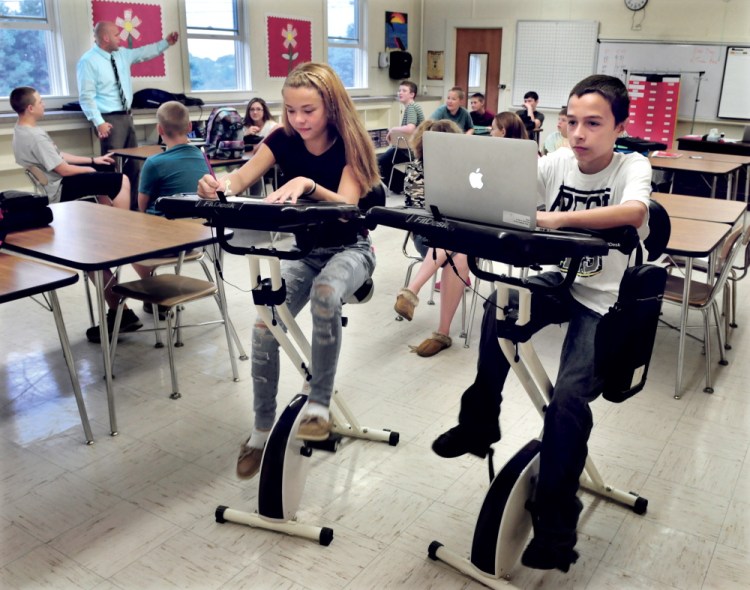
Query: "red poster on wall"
91 1 165 78
627 75 681 147
266 16 312 78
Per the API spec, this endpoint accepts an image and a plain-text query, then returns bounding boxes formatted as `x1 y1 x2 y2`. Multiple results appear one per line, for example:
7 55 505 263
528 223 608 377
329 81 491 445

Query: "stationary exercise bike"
157 195 399 546
367 204 668 587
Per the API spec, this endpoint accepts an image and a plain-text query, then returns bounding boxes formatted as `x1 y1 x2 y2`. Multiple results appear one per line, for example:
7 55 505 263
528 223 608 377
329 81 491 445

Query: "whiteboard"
596 41 727 121
718 47 750 120
512 21 599 110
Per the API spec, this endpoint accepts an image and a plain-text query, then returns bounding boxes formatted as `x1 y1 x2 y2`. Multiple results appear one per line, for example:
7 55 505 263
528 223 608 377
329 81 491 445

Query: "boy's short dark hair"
569 75 629 125
157 101 191 138
523 91 539 101
559 106 568 116
449 86 465 100
399 80 418 97
10 86 37 114
470 92 485 102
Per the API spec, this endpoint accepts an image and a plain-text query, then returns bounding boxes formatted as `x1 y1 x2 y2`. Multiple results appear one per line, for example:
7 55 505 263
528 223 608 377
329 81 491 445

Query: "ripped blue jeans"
251 236 376 430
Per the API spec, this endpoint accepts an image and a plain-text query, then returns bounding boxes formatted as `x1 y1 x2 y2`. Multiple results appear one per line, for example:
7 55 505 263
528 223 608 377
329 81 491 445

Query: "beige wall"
419 0 750 142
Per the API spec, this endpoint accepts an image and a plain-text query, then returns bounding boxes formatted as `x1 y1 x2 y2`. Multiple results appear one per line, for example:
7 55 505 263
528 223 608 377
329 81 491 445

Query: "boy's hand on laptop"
536 211 564 230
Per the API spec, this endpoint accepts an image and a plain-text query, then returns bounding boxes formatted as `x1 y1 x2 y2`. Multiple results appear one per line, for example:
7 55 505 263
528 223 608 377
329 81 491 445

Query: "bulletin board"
512 20 599 109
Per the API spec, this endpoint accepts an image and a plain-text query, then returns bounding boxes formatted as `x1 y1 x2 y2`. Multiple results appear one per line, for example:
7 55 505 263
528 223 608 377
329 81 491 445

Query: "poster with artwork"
91 0 165 78
427 50 444 80
385 12 407 50
267 15 312 78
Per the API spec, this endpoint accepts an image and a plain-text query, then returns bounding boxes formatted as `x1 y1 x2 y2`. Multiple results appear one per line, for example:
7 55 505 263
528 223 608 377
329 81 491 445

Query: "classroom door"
455 28 502 114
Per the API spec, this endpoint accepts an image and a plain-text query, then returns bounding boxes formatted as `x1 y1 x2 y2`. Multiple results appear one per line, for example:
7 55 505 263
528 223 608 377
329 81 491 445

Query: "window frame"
325 0 368 90
180 0 250 93
0 0 69 99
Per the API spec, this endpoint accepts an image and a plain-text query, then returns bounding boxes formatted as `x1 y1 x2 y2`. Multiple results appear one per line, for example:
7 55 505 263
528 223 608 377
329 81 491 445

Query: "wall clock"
625 0 648 10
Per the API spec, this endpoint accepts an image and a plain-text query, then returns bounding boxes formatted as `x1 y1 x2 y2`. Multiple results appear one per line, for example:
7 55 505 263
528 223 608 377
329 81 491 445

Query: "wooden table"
2 201 226 435
0 253 94 443
668 150 750 203
652 192 745 225
664 217 731 399
110 145 249 172
649 154 742 199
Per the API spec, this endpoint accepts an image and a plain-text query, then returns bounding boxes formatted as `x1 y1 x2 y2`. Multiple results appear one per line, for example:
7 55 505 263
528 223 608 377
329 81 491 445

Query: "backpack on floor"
205 107 244 159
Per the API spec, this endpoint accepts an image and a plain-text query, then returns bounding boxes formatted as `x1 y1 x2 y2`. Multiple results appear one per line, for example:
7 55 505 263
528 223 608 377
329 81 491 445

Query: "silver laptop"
423 132 539 230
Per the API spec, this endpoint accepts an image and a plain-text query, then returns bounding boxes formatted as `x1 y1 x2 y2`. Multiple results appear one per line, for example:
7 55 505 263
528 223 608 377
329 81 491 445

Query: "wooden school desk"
110 145 250 173
0 253 94 443
668 150 750 203
2 201 225 436
651 192 745 225
648 153 742 199
663 217 731 399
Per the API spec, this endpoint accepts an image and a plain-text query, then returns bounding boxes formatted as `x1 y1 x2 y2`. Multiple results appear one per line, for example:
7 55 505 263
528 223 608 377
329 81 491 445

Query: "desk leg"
710 176 718 198
675 259 693 399
94 271 118 435
212 244 240 380
49 290 95 444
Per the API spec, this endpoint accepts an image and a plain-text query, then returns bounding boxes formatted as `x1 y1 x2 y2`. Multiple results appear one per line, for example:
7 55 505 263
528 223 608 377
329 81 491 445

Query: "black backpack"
132 88 204 109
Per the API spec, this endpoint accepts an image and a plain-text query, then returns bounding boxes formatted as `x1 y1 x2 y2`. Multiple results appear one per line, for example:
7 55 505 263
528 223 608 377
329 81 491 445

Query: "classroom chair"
109 262 240 400
386 131 413 193
662 226 744 393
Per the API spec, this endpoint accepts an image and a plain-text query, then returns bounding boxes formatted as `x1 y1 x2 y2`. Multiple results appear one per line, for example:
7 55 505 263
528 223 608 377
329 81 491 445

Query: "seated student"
543 106 570 155
394 119 470 357
490 111 530 140
432 75 651 572
137 101 210 214
516 90 545 137
430 87 474 135
378 80 425 194
10 86 130 209
469 92 495 127
10 85 141 342
196 62 380 479
243 97 278 141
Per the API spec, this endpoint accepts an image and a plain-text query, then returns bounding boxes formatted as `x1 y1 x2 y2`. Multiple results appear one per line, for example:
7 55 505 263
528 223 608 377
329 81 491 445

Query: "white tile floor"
1 196 749 589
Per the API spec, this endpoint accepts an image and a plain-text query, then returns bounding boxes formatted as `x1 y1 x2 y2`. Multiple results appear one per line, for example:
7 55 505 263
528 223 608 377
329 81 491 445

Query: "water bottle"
707 128 720 142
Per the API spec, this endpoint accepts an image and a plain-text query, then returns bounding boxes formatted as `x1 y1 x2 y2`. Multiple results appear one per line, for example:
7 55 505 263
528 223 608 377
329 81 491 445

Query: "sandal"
410 332 452 357
394 288 419 321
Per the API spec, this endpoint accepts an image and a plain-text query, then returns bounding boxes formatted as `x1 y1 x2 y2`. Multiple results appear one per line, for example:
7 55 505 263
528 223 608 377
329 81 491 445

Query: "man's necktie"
110 54 128 111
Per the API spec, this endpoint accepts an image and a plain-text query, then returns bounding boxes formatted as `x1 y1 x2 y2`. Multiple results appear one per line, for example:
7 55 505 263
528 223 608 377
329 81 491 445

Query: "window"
0 0 66 97
327 0 366 89
184 0 246 91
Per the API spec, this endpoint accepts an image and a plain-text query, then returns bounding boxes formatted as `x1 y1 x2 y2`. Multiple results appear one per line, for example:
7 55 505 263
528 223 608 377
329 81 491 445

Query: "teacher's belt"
103 110 132 116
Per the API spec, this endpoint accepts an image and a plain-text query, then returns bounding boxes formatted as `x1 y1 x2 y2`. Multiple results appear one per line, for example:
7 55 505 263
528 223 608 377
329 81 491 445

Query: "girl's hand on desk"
197 174 220 200
264 177 312 204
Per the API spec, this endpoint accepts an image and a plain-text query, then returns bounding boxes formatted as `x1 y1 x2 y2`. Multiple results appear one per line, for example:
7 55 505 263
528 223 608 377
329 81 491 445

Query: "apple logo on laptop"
469 168 484 189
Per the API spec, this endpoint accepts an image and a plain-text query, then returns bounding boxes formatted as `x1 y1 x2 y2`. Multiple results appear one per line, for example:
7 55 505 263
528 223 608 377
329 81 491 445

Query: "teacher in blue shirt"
77 21 178 205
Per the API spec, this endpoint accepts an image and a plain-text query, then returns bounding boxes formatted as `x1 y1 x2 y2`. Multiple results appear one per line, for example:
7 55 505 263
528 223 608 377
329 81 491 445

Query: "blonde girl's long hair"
282 62 380 195
409 119 462 160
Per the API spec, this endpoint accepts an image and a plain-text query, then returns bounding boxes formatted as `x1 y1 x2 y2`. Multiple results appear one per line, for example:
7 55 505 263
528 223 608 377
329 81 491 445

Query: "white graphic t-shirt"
537 148 652 315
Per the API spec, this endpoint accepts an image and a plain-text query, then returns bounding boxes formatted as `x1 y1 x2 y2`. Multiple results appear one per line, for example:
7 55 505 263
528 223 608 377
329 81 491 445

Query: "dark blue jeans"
458 271 604 530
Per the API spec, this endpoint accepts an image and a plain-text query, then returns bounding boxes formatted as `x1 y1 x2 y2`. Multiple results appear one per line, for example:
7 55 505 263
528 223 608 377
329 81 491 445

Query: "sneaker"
142 302 170 320
86 308 142 343
296 415 332 441
394 288 419 321
236 442 264 479
432 425 491 458
521 537 579 573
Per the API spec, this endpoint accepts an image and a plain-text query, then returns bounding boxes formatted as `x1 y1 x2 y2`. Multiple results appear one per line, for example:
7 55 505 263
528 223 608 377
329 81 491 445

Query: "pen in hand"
202 151 228 203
